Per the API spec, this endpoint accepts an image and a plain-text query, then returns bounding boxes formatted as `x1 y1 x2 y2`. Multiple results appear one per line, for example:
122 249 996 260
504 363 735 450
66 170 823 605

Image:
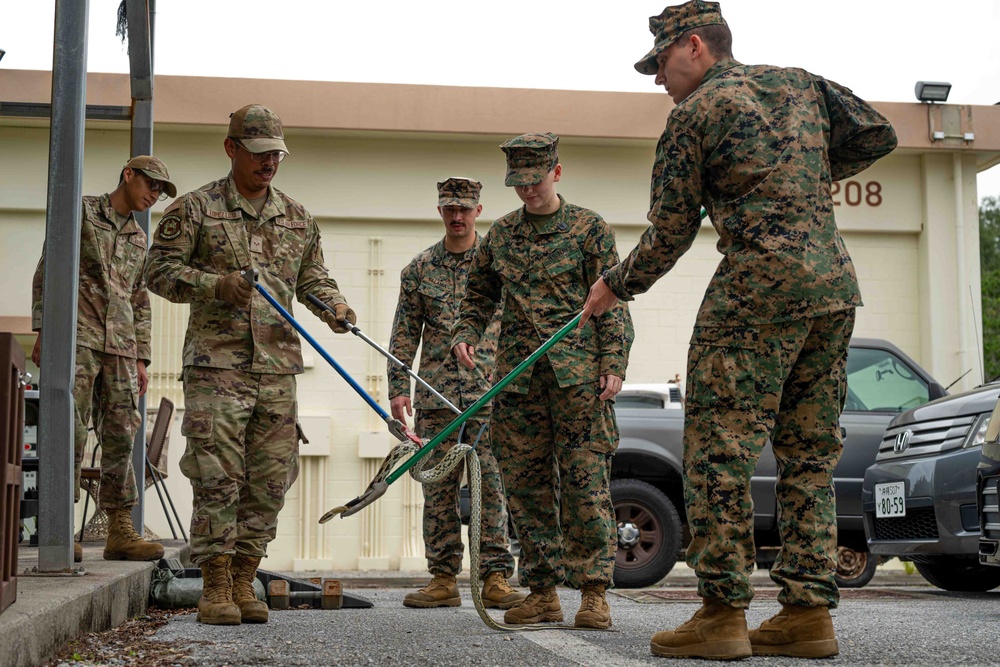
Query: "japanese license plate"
875 481 906 518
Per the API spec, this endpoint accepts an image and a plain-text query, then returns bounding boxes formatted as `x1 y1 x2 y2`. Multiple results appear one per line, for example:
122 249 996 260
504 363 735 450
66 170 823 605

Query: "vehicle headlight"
964 413 993 449
984 398 1000 443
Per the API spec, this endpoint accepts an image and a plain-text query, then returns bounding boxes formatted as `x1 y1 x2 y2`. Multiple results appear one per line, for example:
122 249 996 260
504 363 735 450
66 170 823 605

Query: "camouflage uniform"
144 122 349 563
606 10 898 609
32 192 154 509
453 135 633 590
388 222 514 579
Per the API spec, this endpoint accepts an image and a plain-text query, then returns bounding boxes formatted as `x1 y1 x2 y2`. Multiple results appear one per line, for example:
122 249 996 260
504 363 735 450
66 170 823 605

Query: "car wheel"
834 546 878 588
611 478 681 588
914 558 1000 592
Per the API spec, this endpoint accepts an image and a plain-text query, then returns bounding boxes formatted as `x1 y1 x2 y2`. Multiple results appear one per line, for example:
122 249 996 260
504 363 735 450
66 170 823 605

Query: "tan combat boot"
74 542 83 563
480 571 526 610
503 586 563 625
575 585 612 629
403 574 461 608
103 508 165 561
650 598 751 660
197 554 241 625
230 554 268 623
749 604 839 658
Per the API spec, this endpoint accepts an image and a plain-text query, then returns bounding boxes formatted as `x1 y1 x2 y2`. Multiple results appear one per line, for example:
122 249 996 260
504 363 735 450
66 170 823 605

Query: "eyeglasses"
234 140 287 164
139 173 170 201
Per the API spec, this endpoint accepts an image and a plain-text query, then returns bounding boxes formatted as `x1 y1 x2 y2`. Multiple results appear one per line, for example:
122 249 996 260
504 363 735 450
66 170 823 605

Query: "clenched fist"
216 271 253 308
321 303 357 334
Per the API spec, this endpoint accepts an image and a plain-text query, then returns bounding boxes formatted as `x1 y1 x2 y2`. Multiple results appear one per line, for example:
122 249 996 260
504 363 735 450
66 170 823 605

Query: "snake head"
387 419 423 447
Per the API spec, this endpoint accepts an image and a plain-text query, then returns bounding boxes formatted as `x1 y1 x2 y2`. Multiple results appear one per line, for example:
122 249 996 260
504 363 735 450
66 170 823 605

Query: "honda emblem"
894 430 912 453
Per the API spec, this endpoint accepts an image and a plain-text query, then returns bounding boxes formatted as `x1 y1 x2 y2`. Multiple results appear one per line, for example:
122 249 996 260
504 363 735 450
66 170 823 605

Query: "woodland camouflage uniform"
387 178 514 581
453 135 634 594
607 0 898 611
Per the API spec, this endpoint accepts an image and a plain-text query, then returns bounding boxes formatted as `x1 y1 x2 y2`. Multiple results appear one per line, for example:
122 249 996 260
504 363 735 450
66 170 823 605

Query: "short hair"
686 24 733 59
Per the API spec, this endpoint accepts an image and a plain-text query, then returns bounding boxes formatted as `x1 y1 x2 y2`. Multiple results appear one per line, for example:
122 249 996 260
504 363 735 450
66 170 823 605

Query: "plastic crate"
0 333 26 614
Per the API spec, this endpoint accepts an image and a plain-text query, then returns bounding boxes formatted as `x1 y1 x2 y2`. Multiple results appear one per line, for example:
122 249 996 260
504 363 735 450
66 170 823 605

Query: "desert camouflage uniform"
603 58 897 608
388 235 514 578
144 174 347 563
453 195 633 589
31 193 151 508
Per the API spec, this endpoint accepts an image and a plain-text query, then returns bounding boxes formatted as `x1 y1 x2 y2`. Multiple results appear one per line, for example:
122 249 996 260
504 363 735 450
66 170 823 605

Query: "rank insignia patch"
157 215 182 241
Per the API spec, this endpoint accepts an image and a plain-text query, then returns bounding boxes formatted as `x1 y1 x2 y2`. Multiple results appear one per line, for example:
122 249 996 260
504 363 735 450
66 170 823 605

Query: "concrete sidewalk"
0 540 190 667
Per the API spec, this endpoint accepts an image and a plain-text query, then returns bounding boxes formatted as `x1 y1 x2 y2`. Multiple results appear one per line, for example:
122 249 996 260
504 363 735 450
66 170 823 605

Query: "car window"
845 347 930 413
616 394 664 409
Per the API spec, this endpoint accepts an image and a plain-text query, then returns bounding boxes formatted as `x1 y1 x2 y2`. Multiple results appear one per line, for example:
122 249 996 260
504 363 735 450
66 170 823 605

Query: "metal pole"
126 0 153 537
38 0 89 572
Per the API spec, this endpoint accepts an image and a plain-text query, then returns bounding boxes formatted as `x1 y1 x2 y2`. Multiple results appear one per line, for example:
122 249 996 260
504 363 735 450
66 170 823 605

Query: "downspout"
954 152 968 386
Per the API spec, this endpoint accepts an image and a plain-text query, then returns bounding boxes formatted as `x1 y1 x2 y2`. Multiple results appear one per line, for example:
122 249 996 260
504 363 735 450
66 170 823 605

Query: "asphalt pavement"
5 550 999 667
149 568 1000 667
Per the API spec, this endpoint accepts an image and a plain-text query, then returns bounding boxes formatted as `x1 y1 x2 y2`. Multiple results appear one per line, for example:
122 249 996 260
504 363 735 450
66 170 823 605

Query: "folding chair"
79 396 186 542
144 397 186 541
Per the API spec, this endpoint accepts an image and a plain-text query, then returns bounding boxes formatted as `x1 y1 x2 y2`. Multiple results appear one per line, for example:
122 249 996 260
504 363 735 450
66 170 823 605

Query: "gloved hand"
321 303 357 334
215 271 253 308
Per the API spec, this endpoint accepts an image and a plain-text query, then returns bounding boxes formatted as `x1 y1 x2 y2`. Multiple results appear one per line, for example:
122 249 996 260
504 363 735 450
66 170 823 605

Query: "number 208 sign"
832 180 883 207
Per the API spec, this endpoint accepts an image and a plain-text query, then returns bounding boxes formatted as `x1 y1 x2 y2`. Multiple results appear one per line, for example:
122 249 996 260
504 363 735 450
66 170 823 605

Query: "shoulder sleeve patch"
156 215 182 241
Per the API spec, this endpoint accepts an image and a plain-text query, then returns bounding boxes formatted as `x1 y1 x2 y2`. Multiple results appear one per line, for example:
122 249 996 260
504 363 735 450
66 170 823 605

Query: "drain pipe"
954 153 969 386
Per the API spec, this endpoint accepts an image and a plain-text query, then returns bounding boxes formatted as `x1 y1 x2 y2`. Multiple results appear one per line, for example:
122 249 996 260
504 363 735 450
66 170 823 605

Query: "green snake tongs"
321 312 583 521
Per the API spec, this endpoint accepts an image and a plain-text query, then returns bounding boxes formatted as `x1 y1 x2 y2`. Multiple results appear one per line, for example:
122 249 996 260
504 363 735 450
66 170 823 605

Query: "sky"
4 0 1000 199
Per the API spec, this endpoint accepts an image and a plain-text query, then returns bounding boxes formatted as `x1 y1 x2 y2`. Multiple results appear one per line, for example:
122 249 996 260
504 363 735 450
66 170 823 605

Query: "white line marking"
520 629 651 667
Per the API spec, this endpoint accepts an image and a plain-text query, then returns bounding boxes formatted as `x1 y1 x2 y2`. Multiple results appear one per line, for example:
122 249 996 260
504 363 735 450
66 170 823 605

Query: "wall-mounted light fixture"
915 81 952 103
0 49 6 64
916 81 973 143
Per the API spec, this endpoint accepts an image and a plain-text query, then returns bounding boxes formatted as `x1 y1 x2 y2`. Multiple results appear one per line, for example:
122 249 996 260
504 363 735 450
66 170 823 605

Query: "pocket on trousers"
686 326 759 410
587 391 619 455
179 410 228 489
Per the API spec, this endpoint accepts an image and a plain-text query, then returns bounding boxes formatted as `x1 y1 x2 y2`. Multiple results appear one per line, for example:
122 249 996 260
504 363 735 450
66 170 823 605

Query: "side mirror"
928 382 947 400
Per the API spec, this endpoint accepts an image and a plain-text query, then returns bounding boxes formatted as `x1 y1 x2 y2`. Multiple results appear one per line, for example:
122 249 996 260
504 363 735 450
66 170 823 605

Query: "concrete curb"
275 563 927 590
0 540 190 667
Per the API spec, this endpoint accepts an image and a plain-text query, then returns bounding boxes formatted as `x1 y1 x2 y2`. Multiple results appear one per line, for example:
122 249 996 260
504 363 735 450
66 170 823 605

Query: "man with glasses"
31 154 177 564
145 104 356 626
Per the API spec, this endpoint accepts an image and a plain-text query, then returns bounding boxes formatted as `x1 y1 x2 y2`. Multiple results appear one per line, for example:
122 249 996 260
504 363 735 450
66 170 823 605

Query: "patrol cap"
123 155 177 198
500 132 559 187
634 1 728 75
437 177 482 208
227 104 289 155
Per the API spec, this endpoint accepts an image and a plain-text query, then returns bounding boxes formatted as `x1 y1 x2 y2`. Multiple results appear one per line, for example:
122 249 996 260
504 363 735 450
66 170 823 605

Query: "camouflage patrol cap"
227 104 289 155
437 177 482 208
123 155 176 197
500 132 559 187
634 1 728 75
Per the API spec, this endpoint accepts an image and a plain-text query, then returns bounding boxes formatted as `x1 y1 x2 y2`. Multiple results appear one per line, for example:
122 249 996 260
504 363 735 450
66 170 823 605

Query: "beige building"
3 70 1000 571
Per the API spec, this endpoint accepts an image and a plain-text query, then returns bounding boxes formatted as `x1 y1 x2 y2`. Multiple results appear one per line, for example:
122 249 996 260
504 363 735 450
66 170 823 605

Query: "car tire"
914 557 1000 592
611 478 681 588
834 546 878 588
